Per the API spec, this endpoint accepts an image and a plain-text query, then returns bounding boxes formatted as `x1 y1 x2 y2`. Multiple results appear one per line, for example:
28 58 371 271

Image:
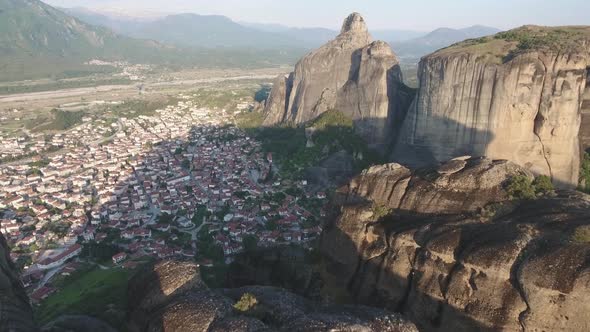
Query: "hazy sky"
43 0 589 31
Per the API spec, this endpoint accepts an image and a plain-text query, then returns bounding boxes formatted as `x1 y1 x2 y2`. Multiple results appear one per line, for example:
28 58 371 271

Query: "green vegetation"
81 242 120 264
35 268 129 329
106 99 175 119
438 26 590 64
191 204 210 227
250 110 383 179
35 109 85 132
242 235 259 252
372 204 392 220
0 0 303 82
506 174 555 200
308 109 353 130
233 293 258 312
235 111 264 131
532 175 554 195
579 152 590 193
572 225 590 244
28 159 50 168
495 28 585 52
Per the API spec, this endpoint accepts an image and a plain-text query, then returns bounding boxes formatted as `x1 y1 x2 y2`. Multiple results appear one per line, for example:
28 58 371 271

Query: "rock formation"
321 157 590 331
0 232 38 332
263 13 411 150
393 26 590 188
128 260 418 332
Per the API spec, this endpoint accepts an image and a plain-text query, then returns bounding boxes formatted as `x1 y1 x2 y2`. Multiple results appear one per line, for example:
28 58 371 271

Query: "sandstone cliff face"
128 260 418 332
321 158 590 331
262 13 410 149
393 28 590 188
262 73 292 126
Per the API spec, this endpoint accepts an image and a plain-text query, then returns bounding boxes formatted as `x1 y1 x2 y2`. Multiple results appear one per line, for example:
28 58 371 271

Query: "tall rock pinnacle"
341 12 369 35
262 13 408 151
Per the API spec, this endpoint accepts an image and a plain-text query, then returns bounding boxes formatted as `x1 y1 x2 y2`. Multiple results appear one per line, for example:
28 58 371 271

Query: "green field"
35 267 129 329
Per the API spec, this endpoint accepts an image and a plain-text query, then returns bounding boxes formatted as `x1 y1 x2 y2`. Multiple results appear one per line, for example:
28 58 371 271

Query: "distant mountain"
0 1 306 81
63 8 426 50
393 25 502 59
372 29 427 42
64 9 307 49
241 22 337 48
242 23 427 47
59 7 150 34
0 0 194 81
124 14 301 49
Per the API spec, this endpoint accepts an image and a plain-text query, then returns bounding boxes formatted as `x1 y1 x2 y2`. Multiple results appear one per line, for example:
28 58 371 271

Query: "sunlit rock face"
263 13 412 151
393 28 590 188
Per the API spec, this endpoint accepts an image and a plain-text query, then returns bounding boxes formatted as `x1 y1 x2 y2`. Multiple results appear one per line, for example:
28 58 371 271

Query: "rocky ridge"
321 157 590 331
127 260 418 332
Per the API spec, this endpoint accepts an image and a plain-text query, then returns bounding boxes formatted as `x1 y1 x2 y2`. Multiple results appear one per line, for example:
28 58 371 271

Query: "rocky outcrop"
262 74 292 126
0 232 38 332
337 156 528 214
128 260 418 332
263 13 411 150
393 26 590 188
321 157 590 331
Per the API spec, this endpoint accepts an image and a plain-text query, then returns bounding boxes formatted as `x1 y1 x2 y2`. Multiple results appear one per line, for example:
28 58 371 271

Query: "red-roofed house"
112 252 127 264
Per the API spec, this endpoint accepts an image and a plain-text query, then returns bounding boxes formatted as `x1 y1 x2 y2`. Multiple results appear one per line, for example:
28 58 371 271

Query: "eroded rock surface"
262 13 411 149
321 158 590 331
128 260 418 332
393 26 590 188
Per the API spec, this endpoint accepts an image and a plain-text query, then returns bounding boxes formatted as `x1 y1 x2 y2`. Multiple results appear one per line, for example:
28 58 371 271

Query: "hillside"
392 25 501 58
125 14 301 49
0 0 189 81
0 0 305 82
434 25 590 61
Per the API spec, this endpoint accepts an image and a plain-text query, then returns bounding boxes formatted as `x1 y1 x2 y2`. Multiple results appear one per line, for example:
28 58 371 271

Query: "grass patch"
235 111 264 131
35 109 85 132
572 225 590 244
35 267 129 329
437 26 590 64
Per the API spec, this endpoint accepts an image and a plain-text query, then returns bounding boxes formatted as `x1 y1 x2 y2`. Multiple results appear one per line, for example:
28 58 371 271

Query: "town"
0 93 326 306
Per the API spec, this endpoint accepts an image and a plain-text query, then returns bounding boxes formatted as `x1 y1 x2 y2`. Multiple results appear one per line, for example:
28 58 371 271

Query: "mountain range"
62 6 501 58
0 0 501 82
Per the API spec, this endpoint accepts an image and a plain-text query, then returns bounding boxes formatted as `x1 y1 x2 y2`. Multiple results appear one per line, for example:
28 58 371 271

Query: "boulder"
322 157 590 331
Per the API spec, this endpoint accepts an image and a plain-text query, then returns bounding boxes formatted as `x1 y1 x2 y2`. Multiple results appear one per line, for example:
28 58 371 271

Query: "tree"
506 175 536 200
181 159 191 169
265 220 277 231
159 213 173 224
242 235 259 252
532 175 554 195
580 152 590 193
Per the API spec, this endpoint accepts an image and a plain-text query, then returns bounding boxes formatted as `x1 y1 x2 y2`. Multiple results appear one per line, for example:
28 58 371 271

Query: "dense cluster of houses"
0 93 327 300
0 111 118 162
